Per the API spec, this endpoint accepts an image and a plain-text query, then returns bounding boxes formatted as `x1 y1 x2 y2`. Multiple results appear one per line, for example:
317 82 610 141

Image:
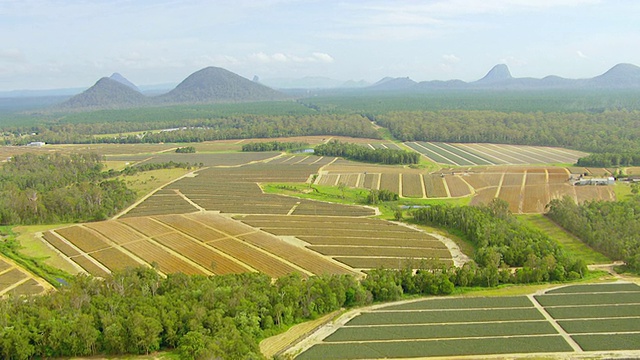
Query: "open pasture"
294 282 640 359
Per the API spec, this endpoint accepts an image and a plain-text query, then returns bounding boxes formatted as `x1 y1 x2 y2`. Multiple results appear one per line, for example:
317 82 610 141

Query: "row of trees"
576 152 640 167
411 199 587 283
374 109 640 153
0 153 135 224
546 196 640 272
314 140 420 165
175 146 196 153
241 141 309 152
5 114 381 145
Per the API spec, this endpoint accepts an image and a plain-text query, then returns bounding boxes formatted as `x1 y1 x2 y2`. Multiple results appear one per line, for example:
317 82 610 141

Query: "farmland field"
292 282 640 359
0 256 50 296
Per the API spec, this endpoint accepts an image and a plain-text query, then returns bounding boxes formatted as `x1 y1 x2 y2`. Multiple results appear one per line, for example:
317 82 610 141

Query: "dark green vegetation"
241 141 309 152
576 152 640 167
0 268 371 359
314 140 419 165
299 282 640 359
0 153 135 224
6 113 379 145
412 199 587 284
546 196 640 271
373 110 640 153
175 146 196 153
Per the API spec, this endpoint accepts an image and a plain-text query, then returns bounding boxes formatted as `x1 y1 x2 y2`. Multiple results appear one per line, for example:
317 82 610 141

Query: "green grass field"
518 214 610 264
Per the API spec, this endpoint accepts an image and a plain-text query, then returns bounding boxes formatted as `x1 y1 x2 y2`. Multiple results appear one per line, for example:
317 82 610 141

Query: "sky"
0 0 639 91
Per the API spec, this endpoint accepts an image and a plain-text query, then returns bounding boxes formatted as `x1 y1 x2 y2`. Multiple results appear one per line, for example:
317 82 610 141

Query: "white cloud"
576 50 588 59
0 48 27 63
249 52 334 64
442 54 460 64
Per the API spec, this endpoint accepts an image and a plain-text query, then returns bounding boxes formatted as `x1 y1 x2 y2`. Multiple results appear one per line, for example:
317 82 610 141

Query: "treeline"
412 199 587 284
546 196 640 272
366 189 399 204
112 161 203 177
5 114 380 145
0 268 372 359
175 146 196 153
314 140 420 165
374 110 640 153
576 152 640 167
0 153 135 224
241 141 309 152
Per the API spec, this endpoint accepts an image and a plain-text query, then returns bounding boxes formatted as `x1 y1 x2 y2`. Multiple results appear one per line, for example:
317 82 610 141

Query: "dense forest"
412 199 587 284
546 196 640 272
374 110 640 153
4 114 380 145
0 153 135 224
575 152 640 167
314 140 420 165
241 141 309 152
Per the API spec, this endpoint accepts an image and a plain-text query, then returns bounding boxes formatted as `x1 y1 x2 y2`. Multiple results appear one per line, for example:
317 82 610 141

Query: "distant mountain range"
370 63 640 91
57 67 287 110
10 62 640 111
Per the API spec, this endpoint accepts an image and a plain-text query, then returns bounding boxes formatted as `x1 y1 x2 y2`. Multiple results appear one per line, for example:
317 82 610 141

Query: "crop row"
298 236 445 249
308 245 451 259
535 292 640 307
546 283 640 294
325 320 556 342
347 308 545 326
383 296 533 311
297 335 572 359
336 257 453 270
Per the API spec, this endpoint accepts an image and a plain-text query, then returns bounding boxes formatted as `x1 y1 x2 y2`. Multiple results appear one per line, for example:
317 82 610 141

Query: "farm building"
573 177 615 186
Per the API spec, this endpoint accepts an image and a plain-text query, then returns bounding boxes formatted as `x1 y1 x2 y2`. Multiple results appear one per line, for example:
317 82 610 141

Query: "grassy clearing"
14 224 80 275
613 181 633 199
518 214 610 264
120 168 193 199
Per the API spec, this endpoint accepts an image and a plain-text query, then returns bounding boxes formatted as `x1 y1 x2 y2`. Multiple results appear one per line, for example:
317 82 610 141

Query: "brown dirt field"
42 231 81 257
548 184 575 201
7 279 45 296
68 256 109 277
152 232 250 275
154 214 227 242
335 257 453 269
238 215 385 226
402 173 424 198
445 176 472 197
498 186 522 213
502 173 525 186
523 185 550 213
379 173 400 194
0 269 27 287
297 236 446 249
55 226 110 253
119 217 175 237
85 221 144 244
238 232 354 276
525 173 547 186
123 240 206 275
189 212 256 236
423 174 448 197
0 259 10 272
308 246 452 259
363 173 379 189
575 186 604 203
210 238 300 278
317 174 339 186
470 187 498 206
89 247 142 271
547 167 569 174
261 227 430 239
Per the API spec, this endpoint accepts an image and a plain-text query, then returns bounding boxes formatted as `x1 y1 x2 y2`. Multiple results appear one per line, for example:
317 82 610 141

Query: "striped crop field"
407 142 587 166
292 282 640 359
0 256 50 296
237 215 452 271
43 212 360 278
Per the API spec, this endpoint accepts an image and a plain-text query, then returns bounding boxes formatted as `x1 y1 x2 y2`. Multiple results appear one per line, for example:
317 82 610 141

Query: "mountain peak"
476 64 513 84
589 63 640 88
59 77 147 110
109 73 140 92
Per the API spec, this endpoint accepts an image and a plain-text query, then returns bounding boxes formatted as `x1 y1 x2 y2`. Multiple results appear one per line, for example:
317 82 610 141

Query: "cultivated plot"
294 282 640 359
0 256 49 296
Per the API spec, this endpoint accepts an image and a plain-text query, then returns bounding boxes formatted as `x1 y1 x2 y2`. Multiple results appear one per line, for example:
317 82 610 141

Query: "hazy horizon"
1 0 638 91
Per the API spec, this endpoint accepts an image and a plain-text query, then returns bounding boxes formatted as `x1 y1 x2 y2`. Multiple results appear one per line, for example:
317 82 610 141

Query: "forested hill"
156 66 287 104
58 77 149 110
58 66 287 110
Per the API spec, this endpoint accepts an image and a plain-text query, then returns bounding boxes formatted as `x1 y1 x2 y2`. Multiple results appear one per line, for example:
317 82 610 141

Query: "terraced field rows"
0 256 49 296
238 215 452 271
295 283 640 359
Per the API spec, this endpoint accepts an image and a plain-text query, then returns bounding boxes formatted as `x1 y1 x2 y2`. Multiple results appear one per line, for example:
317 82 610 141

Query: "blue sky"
0 0 638 90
